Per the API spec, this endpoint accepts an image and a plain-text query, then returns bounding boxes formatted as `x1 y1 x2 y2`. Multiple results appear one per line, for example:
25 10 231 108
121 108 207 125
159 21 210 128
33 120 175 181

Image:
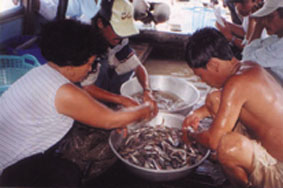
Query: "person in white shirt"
0 19 154 186
216 0 264 53
40 0 101 23
12 0 101 23
242 0 283 84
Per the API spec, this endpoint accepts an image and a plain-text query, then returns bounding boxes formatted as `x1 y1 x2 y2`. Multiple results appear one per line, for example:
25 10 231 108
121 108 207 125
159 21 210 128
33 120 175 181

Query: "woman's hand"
119 96 139 107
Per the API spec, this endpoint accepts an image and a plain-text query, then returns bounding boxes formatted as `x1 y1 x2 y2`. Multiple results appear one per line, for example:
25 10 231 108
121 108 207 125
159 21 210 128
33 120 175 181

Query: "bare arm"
183 105 211 130
193 79 246 150
135 64 158 116
135 64 150 91
224 20 246 38
83 84 139 107
55 84 152 129
245 17 256 43
247 18 265 44
216 22 245 50
182 105 210 131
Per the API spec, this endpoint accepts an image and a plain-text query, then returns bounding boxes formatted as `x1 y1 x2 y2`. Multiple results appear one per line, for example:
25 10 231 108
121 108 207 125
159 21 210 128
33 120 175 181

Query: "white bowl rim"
108 112 210 174
120 75 200 113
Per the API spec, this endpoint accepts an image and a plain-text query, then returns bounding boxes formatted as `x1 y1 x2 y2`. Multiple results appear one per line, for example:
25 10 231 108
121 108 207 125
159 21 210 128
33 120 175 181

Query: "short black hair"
91 0 113 29
228 0 244 3
185 27 234 68
277 7 283 18
39 19 107 67
91 13 110 29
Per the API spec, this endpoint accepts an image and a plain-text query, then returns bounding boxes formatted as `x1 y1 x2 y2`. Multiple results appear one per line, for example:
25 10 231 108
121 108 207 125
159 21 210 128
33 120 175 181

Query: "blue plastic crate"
0 54 40 96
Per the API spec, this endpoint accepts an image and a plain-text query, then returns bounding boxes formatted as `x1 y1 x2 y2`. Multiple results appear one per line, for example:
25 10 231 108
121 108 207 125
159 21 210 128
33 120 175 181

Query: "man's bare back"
232 62 283 161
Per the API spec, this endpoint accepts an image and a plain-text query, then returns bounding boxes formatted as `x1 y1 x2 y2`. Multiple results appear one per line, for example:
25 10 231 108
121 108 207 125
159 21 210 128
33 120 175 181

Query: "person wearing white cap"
81 0 158 115
216 0 265 60
242 0 283 84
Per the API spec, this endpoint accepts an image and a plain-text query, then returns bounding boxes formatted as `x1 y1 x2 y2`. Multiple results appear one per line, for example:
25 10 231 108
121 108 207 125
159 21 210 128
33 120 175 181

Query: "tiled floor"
144 46 193 77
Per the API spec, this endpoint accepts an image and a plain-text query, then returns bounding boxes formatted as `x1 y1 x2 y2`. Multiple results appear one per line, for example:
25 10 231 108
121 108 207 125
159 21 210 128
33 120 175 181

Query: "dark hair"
91 0 113 29
91 13 110 30
230 0 244 3
277 7 283 18
39 19 107 67
185 27 234 68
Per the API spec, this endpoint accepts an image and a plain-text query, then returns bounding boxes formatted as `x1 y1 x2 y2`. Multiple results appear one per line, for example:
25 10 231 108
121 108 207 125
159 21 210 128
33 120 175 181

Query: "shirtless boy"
182 27 283 188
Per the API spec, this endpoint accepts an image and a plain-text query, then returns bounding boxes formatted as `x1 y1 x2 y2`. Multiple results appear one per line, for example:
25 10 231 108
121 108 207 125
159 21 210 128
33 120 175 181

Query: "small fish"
118 124 205 170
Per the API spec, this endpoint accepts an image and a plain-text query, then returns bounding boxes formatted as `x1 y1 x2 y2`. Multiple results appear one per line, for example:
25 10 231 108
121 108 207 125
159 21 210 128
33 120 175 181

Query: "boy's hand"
216 21 233 42
143 90 158 117
182 113 200 132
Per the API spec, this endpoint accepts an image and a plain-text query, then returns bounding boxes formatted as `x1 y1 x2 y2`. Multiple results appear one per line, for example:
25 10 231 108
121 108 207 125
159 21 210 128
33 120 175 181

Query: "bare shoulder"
56 83 86 101
55 83 91 112
222 62 263 100
227 62 263 86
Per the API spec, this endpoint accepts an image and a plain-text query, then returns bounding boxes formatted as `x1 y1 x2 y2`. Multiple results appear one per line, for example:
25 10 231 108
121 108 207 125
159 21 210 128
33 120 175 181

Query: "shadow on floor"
83 159 233 188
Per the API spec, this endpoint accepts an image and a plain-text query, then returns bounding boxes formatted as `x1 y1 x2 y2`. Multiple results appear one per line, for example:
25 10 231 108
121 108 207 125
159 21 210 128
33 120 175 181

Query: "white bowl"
120 75 200 116
109 112 210 182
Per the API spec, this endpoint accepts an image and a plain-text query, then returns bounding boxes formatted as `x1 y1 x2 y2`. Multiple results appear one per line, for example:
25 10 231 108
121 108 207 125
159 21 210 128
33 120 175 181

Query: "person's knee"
217 132 253 169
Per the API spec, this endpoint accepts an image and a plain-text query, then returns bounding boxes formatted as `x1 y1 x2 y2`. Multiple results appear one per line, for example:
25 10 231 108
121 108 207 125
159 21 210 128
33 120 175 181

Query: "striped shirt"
0 64 74 174
108 38 141 75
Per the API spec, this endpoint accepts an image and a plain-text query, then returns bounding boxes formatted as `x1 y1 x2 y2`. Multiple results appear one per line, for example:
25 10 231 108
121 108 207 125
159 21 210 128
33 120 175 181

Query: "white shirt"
242 35 283 84
241 16 268 46
0 64 74 174
39 0 101 23
107 39 141 75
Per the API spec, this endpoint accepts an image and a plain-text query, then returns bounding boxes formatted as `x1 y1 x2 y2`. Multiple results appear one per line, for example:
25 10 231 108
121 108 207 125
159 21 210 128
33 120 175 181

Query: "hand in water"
143 90 159 117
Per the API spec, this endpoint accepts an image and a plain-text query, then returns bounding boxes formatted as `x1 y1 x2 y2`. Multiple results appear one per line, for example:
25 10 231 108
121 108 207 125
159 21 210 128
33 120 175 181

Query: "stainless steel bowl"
120 75 200 116
109 112 210 182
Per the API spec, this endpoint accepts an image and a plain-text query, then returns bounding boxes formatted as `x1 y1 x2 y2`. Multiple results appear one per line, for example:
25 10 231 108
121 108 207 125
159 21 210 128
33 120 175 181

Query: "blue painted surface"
4 35 47 65
182 7 217 33
0 18 23 44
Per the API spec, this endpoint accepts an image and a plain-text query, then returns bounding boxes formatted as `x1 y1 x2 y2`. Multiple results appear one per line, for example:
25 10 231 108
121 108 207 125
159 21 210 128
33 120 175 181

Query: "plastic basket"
0 54 41 96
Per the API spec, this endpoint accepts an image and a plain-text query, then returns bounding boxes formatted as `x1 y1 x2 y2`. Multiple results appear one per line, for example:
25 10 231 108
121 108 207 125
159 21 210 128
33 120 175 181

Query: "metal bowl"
120 75 200 116
109 112 210 182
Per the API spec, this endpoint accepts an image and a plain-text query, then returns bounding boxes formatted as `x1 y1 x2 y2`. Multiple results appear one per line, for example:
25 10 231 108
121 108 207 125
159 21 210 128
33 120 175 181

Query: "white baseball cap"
99 0 139 37
251 0 283 17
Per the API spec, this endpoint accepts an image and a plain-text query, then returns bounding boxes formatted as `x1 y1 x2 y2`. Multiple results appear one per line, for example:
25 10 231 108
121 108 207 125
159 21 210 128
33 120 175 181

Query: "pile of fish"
132 90 187 111
118 124 205 171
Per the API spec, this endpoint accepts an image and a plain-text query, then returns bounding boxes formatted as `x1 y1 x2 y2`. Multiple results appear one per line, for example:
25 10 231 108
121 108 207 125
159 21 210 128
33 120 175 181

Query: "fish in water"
132 90 187 111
